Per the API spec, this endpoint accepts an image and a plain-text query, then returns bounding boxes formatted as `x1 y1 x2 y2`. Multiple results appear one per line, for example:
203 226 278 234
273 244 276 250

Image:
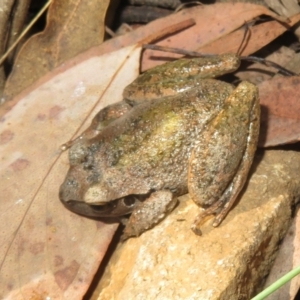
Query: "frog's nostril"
59 184 72 203
67 178 78 187
59 177 80 203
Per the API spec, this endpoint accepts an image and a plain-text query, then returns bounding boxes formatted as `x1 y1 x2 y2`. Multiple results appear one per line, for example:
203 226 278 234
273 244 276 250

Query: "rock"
95 150 300 300
262 208 300 300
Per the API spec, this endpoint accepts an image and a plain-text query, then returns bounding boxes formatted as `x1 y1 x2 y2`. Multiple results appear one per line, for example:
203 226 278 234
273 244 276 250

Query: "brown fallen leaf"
258 76 300 147
3 2 287 103
265 0 300 18
0 17 194 298
3 0 110 101
0 44 142 299
140 2 287 71
199 13 300 56
0 0 31 95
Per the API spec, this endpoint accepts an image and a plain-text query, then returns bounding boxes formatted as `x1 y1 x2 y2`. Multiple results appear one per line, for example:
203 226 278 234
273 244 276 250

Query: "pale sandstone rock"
95 150 300 300
263 208 300 300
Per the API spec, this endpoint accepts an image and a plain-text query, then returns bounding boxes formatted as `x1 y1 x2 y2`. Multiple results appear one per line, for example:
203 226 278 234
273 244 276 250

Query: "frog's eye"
122 196 137 207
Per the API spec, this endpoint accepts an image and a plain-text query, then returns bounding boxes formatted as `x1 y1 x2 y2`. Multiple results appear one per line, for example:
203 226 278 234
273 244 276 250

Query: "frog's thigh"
187 126 243 208
122 190 177 239
211 102 260 227
188 82 259 233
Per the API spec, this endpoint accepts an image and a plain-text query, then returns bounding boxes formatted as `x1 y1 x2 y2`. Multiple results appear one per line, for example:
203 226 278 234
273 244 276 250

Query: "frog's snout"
59 175 101 217
59 177 80 204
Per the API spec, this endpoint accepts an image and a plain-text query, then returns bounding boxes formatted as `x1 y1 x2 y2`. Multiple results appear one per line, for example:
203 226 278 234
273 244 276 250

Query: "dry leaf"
199 13 300 56
0 44 142 299
140 2 287 71
4 0 31 60
258 76 300 147
3 2 287 102
0 15 196 298
3 0 110 101
0 0 31 94
265 0 300 17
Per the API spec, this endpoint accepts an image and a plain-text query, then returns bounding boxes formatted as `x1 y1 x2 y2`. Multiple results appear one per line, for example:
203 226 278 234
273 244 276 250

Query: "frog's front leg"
122 190 177 240
188 81 260 235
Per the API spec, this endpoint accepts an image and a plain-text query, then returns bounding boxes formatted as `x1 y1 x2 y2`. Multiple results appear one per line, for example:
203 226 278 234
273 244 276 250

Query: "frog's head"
59 167 141 218
59 157 148 218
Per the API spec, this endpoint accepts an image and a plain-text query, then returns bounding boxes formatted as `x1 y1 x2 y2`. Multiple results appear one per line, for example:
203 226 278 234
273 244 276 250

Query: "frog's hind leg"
122 190 177 240
188 81 260 235
190 172 245 236
190 136 258 236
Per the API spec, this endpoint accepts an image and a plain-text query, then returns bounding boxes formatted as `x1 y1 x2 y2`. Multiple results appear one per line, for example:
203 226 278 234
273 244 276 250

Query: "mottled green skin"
123 53 241 103
59 54 260 239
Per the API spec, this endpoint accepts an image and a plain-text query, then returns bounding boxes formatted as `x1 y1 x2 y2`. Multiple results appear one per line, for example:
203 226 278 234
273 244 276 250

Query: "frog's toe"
191 223 203 236
212 210 228 227
191 211 215 236
120 231 132 242
191 200 226 236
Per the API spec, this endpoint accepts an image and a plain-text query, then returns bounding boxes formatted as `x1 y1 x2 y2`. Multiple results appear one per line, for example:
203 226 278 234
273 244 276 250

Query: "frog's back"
95 80 234 193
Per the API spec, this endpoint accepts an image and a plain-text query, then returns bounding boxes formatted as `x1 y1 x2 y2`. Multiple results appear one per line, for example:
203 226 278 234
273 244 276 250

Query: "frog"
59 53 260 240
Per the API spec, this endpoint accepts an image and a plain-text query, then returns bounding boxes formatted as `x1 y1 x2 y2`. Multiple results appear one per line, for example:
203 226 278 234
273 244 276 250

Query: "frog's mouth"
62 194 148 218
